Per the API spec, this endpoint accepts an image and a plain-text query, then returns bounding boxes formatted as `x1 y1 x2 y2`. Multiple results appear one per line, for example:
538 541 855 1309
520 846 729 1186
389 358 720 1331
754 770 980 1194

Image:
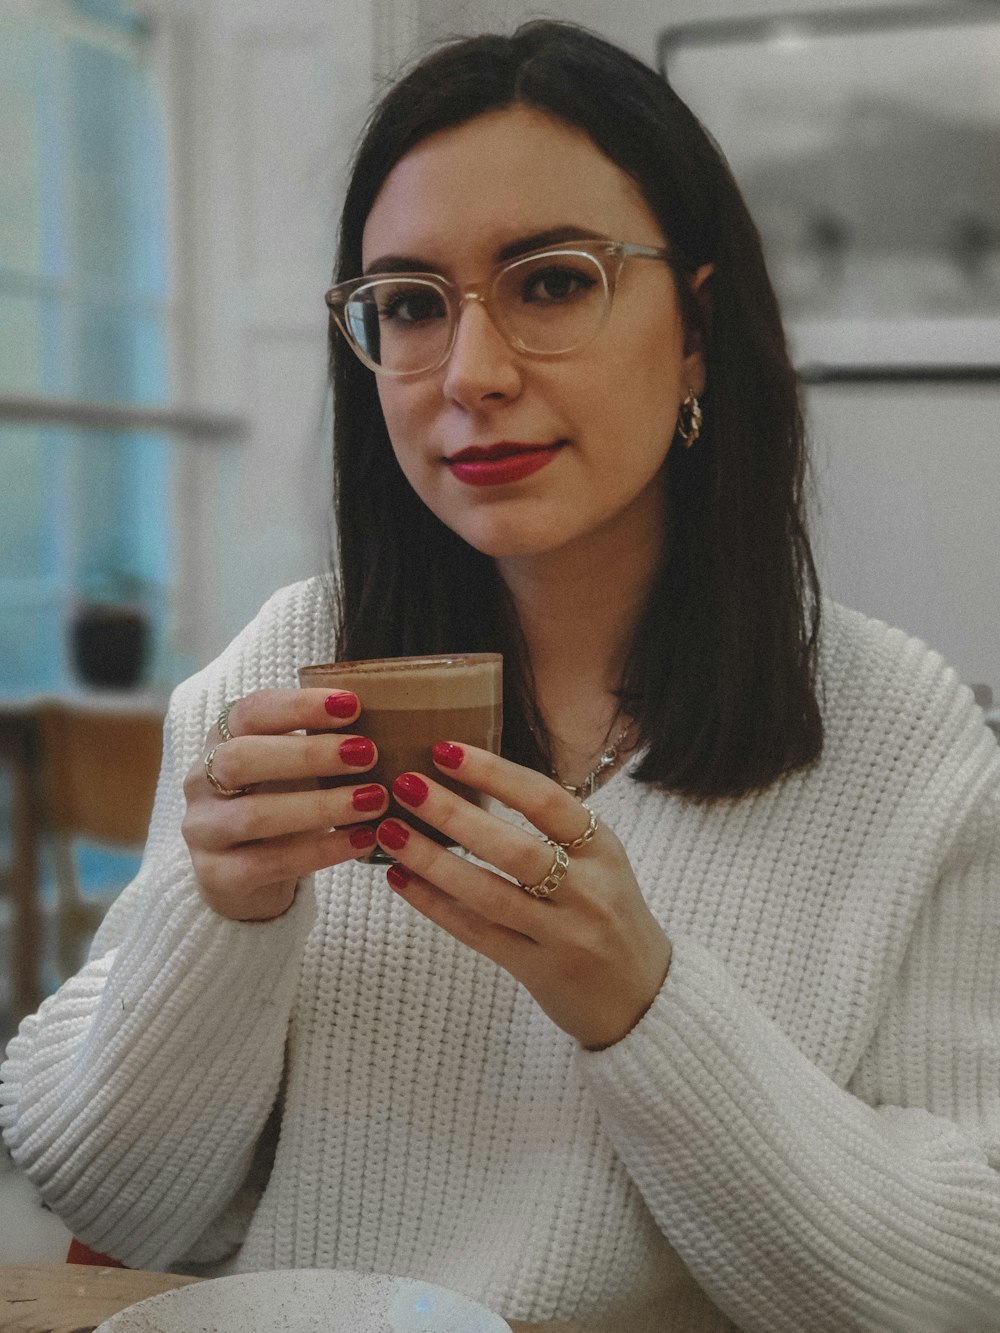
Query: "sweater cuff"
577 932 865 1144
580 932 724 1073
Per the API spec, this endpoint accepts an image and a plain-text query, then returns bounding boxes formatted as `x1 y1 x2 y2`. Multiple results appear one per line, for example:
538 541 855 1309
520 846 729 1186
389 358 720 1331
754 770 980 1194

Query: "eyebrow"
363 225 610 276
496 226 609 262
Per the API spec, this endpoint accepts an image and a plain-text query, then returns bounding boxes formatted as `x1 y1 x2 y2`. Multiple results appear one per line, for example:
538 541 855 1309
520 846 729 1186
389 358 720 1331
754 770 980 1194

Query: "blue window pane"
70 0 151 36
0 425 171 693
69 42 167 302
0 289 69 398
126 434 171 584
0 26 47 275
0 427 61 578
75 842 143 893
71 435 132 582
0 290 45 394
0 9 172 698
66 430 169 600
125 72 168 297
70 301 167 403
0 591 64 692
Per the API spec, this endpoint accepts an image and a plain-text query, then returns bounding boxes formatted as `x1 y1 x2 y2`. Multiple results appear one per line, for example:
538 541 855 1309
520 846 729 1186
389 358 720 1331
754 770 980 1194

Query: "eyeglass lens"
341 249 611 374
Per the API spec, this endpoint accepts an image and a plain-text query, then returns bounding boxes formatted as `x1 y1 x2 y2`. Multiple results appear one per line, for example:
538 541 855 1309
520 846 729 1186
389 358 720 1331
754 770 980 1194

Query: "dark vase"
70 604 150 690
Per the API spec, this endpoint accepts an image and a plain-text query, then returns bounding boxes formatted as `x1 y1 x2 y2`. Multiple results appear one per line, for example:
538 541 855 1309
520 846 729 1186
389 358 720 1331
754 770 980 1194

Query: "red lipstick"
446 440 564 487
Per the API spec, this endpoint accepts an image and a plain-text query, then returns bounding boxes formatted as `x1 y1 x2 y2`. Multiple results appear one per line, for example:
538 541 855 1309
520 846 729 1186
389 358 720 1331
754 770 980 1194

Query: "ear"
681 263 714 396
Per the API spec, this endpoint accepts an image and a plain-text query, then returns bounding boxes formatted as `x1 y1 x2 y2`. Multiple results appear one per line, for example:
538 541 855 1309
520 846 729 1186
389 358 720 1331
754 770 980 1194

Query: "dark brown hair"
330 20 822 799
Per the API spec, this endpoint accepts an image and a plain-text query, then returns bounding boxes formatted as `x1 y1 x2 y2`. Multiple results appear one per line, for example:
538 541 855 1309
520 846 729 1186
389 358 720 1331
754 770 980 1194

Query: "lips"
445 440 565 487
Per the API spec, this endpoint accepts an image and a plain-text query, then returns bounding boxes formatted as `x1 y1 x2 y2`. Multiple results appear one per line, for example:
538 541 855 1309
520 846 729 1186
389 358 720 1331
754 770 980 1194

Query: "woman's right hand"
181 688 387 921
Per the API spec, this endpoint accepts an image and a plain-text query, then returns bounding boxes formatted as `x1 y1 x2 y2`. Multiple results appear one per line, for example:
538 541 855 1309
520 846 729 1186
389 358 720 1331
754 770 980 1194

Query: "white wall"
808 381 999 687
411 0 1000 694
418 0 891 56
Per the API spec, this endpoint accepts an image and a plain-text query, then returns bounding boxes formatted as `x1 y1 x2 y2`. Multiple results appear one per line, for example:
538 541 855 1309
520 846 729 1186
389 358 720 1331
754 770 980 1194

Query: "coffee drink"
298 654 503 850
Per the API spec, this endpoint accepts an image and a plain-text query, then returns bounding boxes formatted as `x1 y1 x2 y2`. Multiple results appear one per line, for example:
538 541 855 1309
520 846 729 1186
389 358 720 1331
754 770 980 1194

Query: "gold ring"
205 745 250 797
556 807 598 851
217 700 239 741
518 839 569 899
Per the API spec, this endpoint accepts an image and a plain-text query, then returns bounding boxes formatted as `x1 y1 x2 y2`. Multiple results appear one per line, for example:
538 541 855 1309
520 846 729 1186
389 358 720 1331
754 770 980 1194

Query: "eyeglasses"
325 239 672 378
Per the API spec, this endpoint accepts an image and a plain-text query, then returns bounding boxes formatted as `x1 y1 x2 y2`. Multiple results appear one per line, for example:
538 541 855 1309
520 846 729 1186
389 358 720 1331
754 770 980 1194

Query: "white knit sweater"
3 579 999 1332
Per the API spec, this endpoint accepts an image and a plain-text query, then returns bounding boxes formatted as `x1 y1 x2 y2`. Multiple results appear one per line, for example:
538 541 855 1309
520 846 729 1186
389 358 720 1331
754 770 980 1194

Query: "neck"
495 481 667 778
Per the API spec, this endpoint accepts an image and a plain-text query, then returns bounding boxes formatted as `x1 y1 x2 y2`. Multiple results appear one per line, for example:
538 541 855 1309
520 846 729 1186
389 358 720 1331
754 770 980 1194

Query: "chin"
417 484 586 559
451 516 576 560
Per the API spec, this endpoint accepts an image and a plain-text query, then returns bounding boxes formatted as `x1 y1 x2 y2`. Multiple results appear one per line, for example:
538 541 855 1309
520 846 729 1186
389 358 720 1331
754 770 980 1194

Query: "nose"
441 295 522 407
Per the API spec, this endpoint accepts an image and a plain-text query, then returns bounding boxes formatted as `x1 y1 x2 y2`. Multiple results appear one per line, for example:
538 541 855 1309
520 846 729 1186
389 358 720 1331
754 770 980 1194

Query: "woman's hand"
182 688 388 921
375 744 672 1050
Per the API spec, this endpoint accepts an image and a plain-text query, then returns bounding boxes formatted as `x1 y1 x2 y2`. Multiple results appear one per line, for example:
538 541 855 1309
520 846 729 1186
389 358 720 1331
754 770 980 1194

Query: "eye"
520 264 598 304
378 285 447 325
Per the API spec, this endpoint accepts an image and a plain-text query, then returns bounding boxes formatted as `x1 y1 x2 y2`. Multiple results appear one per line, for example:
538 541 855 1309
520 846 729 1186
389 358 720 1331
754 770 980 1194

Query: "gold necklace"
556 721 632 799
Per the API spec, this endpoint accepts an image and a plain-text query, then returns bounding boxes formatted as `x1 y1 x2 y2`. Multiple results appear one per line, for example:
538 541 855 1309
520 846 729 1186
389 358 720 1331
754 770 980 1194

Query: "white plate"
95 1268 512 1332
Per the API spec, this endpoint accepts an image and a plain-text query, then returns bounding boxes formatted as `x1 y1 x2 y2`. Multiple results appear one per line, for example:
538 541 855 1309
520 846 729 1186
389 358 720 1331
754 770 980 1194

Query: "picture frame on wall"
659 5 1000 382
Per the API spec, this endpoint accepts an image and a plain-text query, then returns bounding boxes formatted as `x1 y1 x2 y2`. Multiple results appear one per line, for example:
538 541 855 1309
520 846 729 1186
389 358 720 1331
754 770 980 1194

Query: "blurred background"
1 0 998 1036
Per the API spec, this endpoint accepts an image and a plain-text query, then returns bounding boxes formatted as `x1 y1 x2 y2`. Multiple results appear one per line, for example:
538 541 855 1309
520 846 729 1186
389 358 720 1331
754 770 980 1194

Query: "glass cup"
298 653 503 862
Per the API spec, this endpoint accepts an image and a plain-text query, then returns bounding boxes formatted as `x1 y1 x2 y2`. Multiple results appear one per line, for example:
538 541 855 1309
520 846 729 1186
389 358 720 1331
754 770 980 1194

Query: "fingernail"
325 691 359 718
393 773 429 806
352 784 385 812
432 741 464 770
340 736 375 767
387 864 410 891
349 826 376 850
378 818 409 851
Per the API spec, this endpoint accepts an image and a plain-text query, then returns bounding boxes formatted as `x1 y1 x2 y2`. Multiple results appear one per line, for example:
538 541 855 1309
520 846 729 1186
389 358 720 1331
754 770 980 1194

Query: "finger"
375 813 550 939
184 782 388 852
219 687 362 741
194 824 379 920
195 731 378 790
382 854 536 970
389 770 578 897
431 742 597 847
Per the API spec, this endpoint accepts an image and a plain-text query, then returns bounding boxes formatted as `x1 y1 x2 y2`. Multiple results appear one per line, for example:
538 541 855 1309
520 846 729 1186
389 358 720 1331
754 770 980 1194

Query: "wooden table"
0 1264 199 1332
0 1264 545 1331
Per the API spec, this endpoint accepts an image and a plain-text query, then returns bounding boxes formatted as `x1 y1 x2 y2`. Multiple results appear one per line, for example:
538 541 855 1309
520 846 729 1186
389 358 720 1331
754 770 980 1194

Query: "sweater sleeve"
0 585 328 1271
580 774 1000 1332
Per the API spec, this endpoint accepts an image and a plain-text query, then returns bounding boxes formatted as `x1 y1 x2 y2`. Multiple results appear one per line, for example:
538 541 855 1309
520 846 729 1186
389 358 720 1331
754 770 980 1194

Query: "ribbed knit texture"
2 579 998 1332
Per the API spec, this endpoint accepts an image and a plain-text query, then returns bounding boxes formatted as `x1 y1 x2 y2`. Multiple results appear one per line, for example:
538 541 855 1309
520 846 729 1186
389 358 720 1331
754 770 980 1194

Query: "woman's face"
361 104 708 562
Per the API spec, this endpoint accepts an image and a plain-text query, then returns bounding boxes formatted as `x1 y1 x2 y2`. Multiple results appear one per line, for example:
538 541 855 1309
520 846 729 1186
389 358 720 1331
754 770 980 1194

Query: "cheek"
375 381 405 445
586 332 683 455
375 383 429 481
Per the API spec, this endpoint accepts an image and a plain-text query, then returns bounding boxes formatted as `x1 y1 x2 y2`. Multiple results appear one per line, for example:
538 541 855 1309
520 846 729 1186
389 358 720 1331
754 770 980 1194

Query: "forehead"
361 104 664 268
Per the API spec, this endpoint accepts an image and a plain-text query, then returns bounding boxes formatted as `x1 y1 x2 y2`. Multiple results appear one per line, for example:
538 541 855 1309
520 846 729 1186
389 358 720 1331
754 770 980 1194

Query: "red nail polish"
387 864 410 891
349 826 376 850
432 741 464 770
340 736 375 767
352 784 385 812
325 692 359 718
378 818 409 851
393 773 429 806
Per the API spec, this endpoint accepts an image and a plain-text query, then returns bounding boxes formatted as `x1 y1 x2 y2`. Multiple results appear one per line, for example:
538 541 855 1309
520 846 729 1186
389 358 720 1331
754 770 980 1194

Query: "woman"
3 22 998 1333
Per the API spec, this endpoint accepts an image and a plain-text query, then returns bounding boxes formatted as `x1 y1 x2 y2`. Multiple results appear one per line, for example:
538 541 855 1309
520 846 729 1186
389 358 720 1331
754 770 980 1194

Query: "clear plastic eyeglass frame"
324 239 672 378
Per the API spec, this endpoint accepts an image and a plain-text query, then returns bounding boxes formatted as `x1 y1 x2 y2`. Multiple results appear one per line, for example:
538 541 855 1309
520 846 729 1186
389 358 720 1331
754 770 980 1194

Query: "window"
0 0 172 692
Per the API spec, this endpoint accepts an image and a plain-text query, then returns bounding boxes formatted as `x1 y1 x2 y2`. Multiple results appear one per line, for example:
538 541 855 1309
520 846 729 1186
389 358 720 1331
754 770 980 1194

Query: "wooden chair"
33 700 164 981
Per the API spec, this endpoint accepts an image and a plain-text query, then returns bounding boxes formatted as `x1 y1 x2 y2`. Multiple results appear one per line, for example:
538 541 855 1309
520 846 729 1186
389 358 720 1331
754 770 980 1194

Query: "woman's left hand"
376 743 672 1050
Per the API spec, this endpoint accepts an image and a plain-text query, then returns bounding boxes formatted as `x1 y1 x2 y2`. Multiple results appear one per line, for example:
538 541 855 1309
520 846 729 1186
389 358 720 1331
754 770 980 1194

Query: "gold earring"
676 392 702 448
